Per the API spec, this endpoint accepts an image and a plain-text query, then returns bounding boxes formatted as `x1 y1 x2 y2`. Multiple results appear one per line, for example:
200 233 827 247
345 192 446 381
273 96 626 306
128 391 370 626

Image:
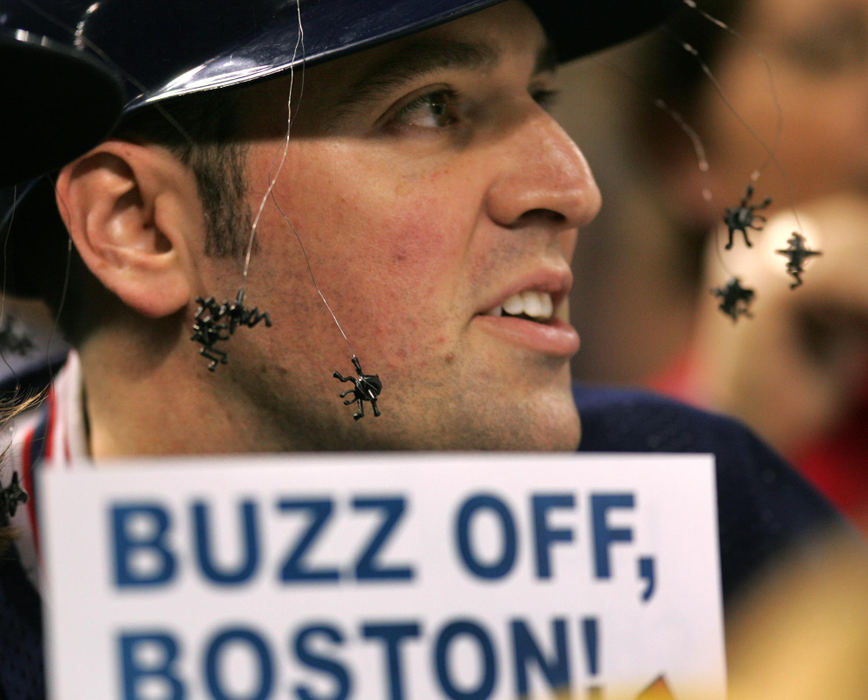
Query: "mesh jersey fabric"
574 383 844 604
0 546 44 700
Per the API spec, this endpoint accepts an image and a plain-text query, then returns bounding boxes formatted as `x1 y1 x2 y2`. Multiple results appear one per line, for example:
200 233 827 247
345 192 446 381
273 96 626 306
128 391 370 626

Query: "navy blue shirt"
574 384 842 604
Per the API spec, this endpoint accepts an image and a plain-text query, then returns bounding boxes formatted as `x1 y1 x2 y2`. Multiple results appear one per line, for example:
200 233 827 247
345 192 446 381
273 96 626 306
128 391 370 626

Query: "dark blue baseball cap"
0 28 123 184
1 0 678 297
6 0 679 114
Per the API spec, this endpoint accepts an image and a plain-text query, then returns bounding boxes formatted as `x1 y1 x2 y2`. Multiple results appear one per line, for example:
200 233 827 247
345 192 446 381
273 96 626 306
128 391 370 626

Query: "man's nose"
484 106 602 231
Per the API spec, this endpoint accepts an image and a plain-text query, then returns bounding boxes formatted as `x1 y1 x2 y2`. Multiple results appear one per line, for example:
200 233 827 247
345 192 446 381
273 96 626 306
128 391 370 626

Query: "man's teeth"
487 291 554 320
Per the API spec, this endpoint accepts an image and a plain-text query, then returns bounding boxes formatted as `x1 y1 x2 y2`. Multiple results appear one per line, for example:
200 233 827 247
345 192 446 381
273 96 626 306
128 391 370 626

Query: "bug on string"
190 289 272 371
775 232 822 289
722 183 772 250
711 277 755 322
333 355 382 420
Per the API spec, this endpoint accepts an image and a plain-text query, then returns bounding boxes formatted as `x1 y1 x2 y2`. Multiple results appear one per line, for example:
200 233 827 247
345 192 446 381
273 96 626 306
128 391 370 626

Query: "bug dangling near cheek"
333 355 382 420
190 289 272 371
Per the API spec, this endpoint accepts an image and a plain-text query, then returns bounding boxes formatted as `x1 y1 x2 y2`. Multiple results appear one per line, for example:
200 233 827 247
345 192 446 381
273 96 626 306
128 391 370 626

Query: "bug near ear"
190 289 272 371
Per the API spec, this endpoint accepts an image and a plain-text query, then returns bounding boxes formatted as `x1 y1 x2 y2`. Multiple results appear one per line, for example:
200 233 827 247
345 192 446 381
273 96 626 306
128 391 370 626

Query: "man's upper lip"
477 265 573 315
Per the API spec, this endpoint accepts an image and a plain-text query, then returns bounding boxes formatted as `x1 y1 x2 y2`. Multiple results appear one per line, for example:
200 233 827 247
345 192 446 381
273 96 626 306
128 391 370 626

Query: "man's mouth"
482 290 554 322
473 271 578 356
475 285 578 356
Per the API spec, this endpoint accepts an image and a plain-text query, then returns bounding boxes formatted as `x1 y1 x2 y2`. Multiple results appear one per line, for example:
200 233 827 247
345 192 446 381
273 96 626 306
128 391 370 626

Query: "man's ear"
55 140 202 318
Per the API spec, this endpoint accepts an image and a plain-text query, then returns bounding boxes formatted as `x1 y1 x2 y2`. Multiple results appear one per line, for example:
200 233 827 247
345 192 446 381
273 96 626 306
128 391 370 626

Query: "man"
0 0 843 696
15 0 670 456
55 1 600 454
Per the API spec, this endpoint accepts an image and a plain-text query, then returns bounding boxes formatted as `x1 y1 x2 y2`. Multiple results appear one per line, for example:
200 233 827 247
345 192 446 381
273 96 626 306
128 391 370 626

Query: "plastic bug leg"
200 347 228 371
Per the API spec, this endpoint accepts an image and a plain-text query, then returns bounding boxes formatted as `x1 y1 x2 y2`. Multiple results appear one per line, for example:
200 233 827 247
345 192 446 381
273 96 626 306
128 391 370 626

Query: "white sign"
40 454 725 699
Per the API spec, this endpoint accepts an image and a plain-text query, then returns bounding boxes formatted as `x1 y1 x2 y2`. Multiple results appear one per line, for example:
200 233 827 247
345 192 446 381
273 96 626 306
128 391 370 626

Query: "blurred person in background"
560 0 868 526
726 521 868 700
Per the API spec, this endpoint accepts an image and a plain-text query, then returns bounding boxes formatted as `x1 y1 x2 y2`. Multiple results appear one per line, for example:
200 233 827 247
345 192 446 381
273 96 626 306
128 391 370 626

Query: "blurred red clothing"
651 358 868 534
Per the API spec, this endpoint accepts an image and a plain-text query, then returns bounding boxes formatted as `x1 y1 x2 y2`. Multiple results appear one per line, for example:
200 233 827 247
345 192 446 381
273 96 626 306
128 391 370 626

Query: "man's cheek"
386 205 464 278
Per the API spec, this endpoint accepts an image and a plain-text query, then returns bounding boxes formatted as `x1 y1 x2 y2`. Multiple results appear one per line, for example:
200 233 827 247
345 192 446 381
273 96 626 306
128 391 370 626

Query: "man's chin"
473 376 580 450
341 365 580 451
526 409 581 451
473 395 581 452
522 381 581 451
378 398 580 451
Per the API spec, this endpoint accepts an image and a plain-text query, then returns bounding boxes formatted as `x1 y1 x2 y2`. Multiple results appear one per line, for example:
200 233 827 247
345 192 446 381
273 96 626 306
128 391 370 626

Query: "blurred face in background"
696 0 868 207
683 0 868 456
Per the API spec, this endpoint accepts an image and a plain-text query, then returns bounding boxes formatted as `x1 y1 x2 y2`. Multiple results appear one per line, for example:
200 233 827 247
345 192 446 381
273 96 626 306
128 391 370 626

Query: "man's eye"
393 89 458 128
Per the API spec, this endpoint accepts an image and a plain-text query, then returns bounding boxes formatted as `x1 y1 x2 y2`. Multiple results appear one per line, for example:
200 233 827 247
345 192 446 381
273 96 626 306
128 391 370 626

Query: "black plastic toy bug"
191 289 272 371
723 183 772 249
334 355 382 420
0 315 34 357
775 232 822 289
711 277 755 322
0 472 28 520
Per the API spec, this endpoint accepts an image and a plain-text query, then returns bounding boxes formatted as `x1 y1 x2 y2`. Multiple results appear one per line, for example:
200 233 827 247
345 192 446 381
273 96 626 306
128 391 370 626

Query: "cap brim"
74 0 677 109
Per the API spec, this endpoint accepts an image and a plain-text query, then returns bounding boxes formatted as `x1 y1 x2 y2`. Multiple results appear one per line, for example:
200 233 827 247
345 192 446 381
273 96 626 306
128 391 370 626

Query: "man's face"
200 0 600 450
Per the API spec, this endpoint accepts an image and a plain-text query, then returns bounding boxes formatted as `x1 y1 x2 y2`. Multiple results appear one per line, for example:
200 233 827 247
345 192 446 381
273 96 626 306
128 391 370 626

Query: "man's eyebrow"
331 36 557 116
336 39 498 112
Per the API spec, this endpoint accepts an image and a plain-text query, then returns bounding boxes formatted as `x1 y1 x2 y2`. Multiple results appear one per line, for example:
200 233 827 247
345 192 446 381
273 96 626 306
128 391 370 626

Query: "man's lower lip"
473 315 580 356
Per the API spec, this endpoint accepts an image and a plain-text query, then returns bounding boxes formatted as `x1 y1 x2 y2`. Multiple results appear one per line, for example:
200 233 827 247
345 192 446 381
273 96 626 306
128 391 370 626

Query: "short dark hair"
114 89 253 258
